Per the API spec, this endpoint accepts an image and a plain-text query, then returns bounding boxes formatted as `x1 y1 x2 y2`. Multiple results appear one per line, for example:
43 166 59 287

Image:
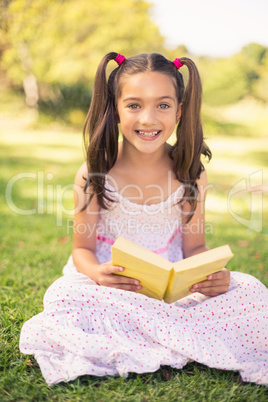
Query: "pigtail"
82 52 120 210
171 57 212 221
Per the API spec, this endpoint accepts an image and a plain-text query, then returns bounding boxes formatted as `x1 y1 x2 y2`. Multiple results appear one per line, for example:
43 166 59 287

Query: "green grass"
0 97 268 401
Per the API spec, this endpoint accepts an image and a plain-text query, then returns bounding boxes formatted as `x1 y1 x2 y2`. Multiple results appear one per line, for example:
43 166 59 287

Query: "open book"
112 236 233 303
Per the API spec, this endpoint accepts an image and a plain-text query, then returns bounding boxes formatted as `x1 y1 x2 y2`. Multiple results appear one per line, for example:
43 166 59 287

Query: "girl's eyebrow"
122 95 176 103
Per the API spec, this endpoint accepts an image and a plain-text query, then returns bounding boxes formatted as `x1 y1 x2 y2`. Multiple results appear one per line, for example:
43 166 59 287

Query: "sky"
150 0 268 57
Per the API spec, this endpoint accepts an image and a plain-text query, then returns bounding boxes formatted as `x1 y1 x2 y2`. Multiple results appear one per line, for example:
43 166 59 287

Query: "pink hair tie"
115 53 125 66
173 58 183 69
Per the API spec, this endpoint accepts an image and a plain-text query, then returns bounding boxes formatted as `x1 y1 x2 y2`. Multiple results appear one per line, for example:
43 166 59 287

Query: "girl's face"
117 71 181 155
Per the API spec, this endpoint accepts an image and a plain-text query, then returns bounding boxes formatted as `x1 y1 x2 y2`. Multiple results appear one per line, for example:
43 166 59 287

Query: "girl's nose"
139 108 156 125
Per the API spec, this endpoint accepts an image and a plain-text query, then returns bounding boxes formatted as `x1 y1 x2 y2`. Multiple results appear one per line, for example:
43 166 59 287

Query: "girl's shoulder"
196 169 208 197
73 162 100 214
74 162 88 186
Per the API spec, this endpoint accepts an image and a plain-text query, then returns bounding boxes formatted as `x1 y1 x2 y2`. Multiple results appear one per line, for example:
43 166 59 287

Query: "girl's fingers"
191 278 228 290
193 285 229 297
190 269 230 296
190 269 230 289
99 277 141 291
97 264 141 290
107 283 142 292
111 275 140 286
207 268 230 281
190 279 229 295
101 264 125 275
99 274 139 286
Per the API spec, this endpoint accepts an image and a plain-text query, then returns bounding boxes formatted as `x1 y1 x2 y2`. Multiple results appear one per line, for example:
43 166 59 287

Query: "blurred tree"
0 0 12 84
238 43 268 102
164 44 189 60
202 43 268 106
253 53 268 102
239 43 267 65
202 58 249 106
1 0 164 111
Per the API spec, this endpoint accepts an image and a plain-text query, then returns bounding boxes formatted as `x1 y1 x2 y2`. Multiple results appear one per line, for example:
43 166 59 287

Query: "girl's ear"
176 102 182 122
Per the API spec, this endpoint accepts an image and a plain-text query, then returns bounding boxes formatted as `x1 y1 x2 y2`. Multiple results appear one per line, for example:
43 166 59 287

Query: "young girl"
20 52 268 386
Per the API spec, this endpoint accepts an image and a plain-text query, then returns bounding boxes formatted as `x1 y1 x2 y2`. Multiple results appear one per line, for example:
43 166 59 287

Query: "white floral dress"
20 181 268 385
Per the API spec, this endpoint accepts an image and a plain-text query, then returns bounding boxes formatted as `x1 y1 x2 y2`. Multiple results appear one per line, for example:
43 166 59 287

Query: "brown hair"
82 52 211 221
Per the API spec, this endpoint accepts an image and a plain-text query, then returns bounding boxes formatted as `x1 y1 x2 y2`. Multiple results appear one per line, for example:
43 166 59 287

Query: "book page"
112 237 173 300
164 246 233 304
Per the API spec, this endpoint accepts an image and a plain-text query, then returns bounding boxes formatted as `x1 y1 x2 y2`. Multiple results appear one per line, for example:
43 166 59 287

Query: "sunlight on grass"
5 144 83 163
213 99 268 126
203 99 268 137
0 129 82 146
207 137 268 175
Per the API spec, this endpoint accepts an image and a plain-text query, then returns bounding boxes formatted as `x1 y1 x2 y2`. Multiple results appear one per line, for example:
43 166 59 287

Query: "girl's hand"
190 268 230 297
96 261 142 292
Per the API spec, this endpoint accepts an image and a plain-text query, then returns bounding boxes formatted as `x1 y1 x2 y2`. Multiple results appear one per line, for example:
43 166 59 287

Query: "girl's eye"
128 104 140 109
159 103 170 109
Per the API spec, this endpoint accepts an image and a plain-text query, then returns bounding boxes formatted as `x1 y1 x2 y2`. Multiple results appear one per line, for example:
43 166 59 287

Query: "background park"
0 0 267 400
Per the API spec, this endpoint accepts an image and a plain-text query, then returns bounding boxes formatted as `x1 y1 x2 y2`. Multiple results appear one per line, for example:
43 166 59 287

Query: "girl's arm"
181 170 209 258
181 170 230 296
72 162 141 292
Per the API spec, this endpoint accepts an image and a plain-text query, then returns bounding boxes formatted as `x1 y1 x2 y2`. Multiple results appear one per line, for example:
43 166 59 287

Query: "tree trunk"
23 73 39 108
17 42 39 109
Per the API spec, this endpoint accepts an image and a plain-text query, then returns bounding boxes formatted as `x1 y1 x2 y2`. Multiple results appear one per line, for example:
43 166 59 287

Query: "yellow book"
112 236 233 304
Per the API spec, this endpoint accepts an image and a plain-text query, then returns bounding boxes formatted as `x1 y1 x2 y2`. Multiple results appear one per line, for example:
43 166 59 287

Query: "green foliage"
1 1 268 114
1 0 164 86
250 50 268 102
164 44 189 61
201 43 268 106
253 72 268 102
38 81 91 123
240 43 267 65
1 0 164 115
202 58 249 106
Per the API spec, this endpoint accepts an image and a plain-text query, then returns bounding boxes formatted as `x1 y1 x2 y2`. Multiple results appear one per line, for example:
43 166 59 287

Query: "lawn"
0 97 268 401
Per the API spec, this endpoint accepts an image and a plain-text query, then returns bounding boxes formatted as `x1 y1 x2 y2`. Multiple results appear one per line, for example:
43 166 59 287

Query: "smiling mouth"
135 130 161 137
